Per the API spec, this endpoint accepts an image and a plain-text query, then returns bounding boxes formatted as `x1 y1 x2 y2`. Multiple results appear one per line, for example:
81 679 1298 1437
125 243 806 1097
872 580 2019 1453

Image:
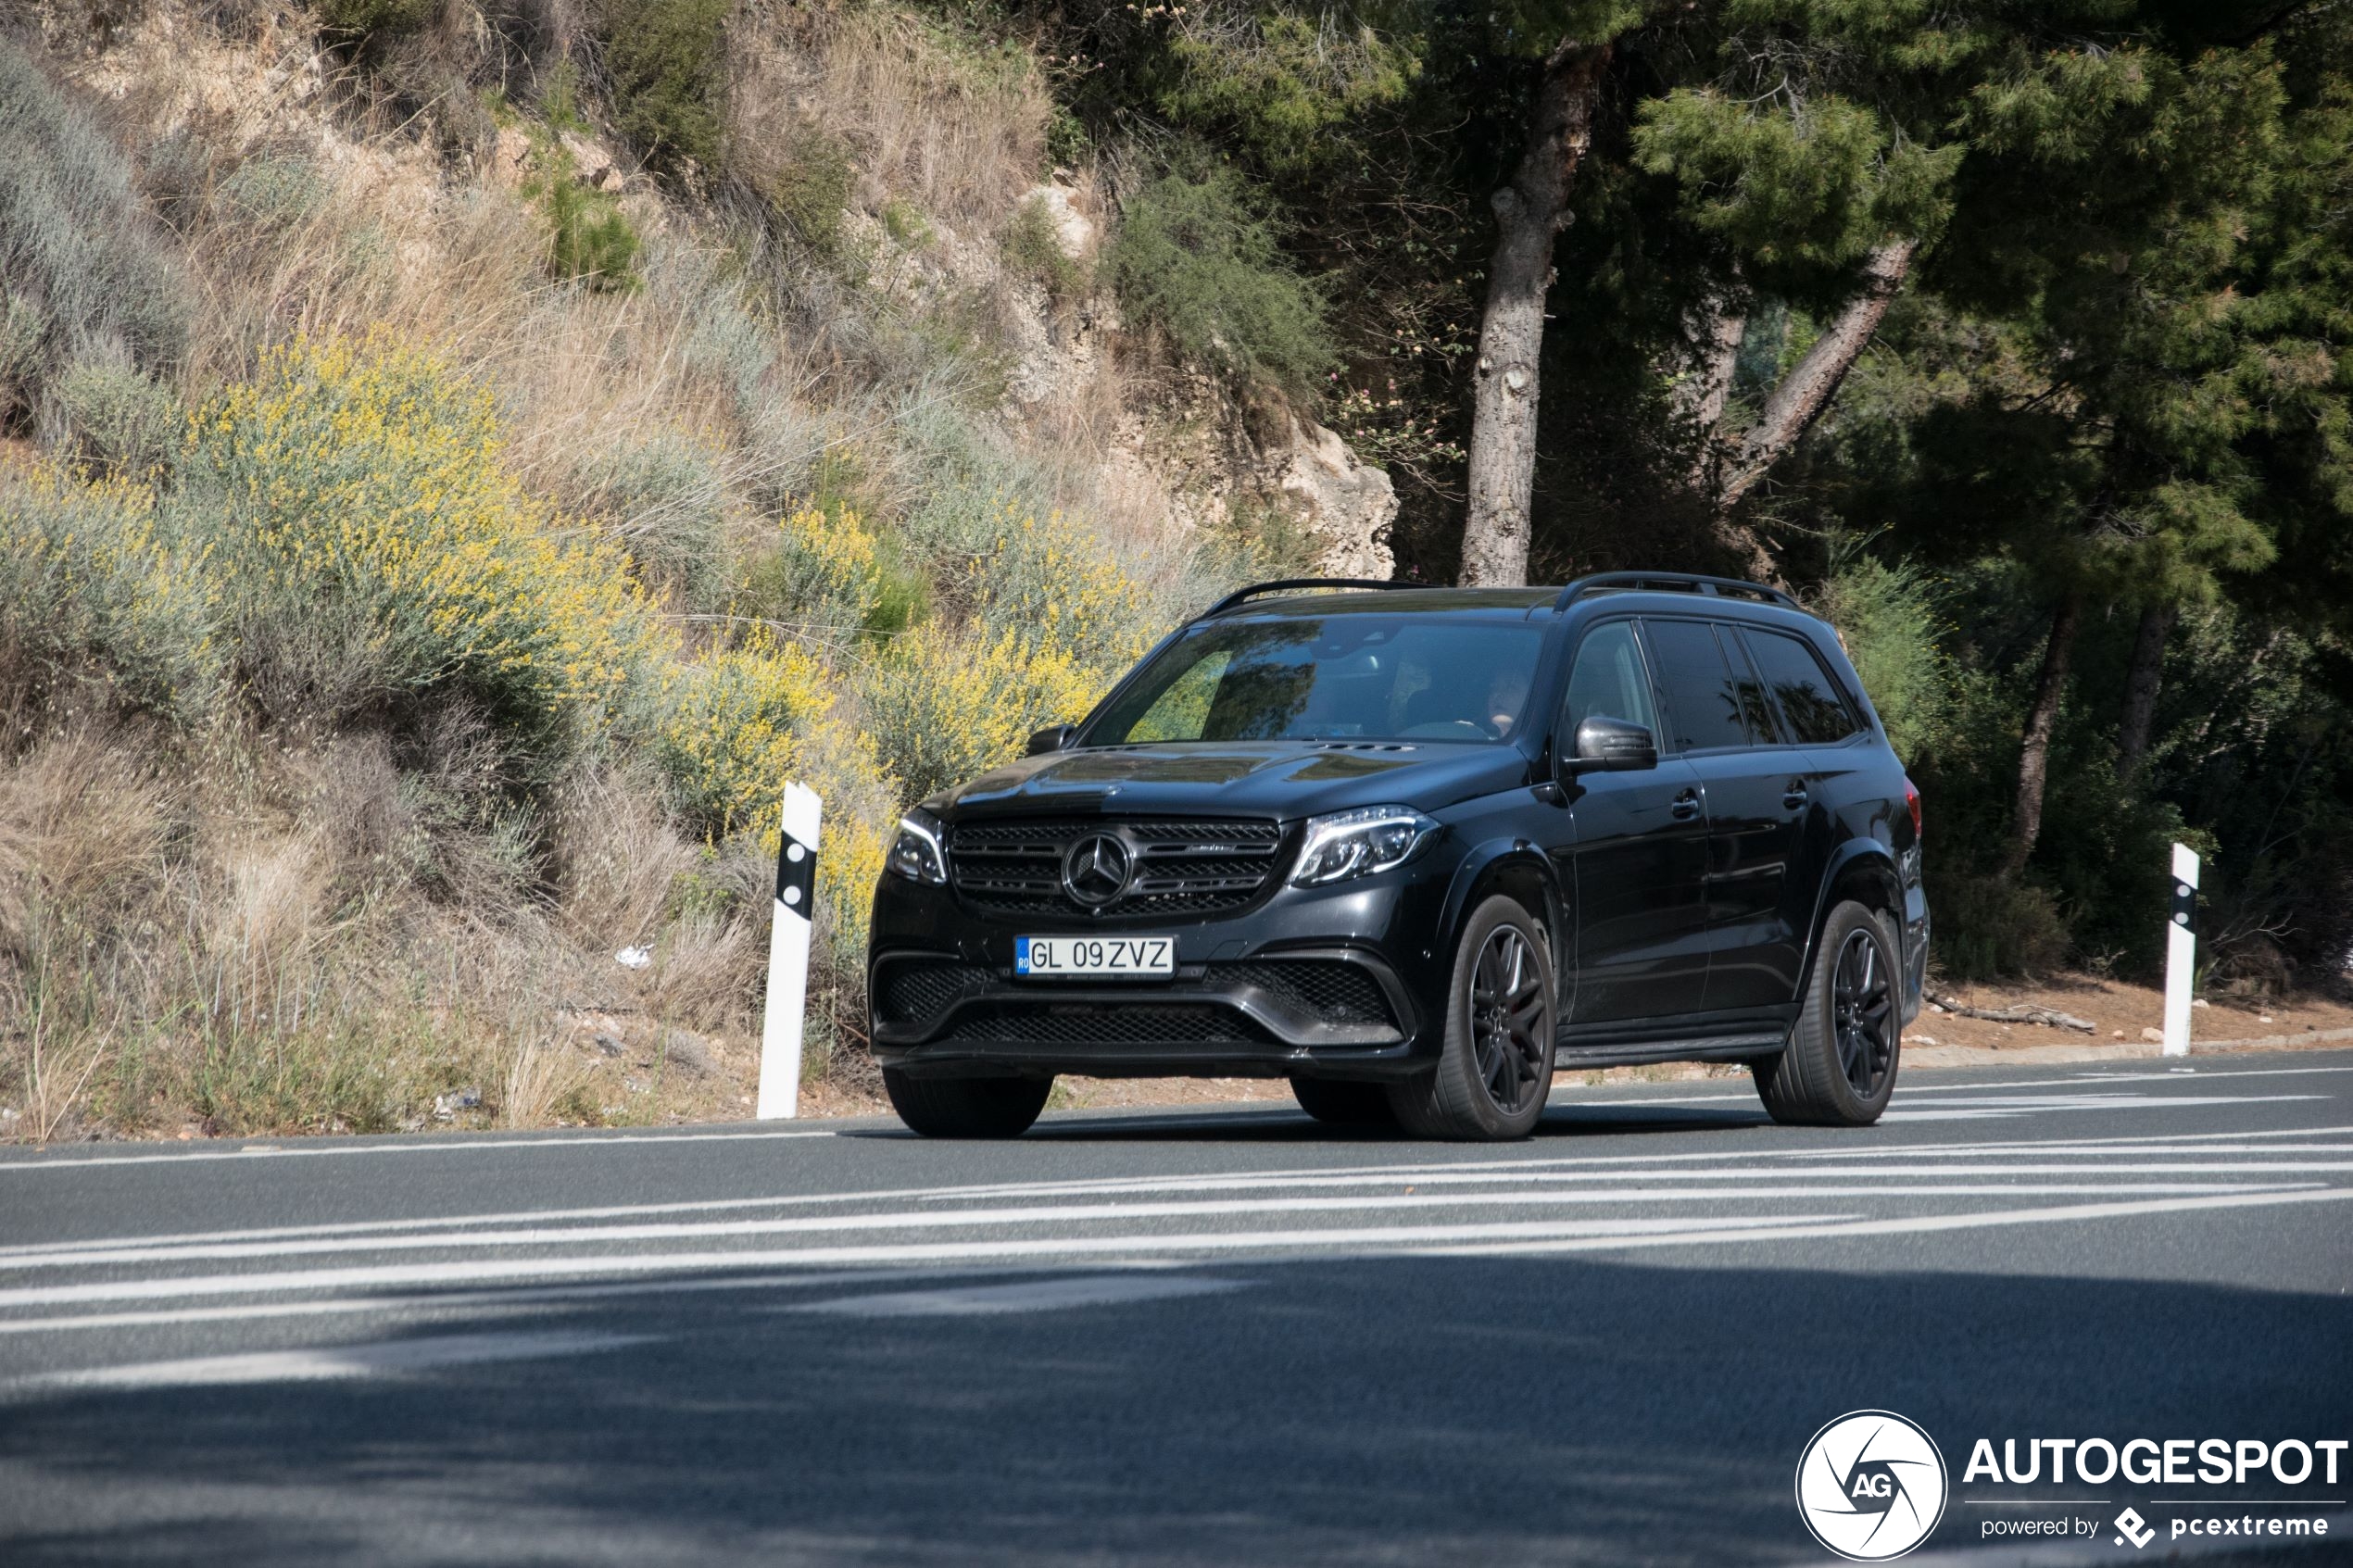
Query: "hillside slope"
0 0 1395 1140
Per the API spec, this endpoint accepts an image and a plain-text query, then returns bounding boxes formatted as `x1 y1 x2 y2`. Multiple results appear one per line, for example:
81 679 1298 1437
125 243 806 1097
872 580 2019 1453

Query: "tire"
1387 895 1556 1141
1753 900 1900 1127
1290 1077 1399 1129
882 1069 1053 1138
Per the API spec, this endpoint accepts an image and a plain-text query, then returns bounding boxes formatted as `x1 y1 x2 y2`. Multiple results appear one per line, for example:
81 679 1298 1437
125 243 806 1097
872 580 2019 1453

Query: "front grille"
948 818 1284 917
1217 960 1393 1027
875 960 991 1025
943 1004 1272 1047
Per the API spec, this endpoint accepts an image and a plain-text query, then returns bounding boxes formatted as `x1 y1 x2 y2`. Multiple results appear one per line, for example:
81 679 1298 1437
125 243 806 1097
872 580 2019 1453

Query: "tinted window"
1722 627 1782 743
1643 619 1751 753
1743 628 1860 744
1562 621 1659 738
1089 616 1547 745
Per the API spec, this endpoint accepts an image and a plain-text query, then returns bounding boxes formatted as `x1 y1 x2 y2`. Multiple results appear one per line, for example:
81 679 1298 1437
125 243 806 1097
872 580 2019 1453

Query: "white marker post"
2162 841 2199 1059
756 783 823 1120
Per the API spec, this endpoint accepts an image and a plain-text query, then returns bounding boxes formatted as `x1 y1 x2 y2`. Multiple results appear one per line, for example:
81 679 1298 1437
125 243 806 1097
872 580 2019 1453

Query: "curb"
1905 1026 2353 1072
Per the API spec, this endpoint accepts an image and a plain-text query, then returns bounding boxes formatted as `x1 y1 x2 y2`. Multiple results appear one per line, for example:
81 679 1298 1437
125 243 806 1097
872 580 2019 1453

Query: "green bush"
1107 167 1335 395
0 292 44 425
599 0 730 173
538 151 641 289
217 154 329 228
1930 872 2070 981
1002 194 1084 297
57 358 182 478
0 41 186 413
585 432 728 608
756 132 854 257
1817 553 1954 764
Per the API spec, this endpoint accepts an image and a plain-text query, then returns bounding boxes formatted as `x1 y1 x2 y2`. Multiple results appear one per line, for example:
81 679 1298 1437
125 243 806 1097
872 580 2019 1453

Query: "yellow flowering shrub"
657 628 832 839
862 621 1107 805
186 332 666 752
963 504 1156 670
0 461 221 721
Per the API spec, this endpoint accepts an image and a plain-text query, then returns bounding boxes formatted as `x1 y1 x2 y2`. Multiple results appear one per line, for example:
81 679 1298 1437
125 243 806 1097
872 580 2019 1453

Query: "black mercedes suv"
868 573 1926 1141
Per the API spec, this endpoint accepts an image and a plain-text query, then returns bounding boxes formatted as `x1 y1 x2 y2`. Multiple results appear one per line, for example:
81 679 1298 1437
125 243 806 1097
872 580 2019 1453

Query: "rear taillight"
1904 778 1922 843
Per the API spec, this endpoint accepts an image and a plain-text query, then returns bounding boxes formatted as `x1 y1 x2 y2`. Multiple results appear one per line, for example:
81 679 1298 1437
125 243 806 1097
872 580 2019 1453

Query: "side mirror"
1026 724 1079 757
1567 715 1658 773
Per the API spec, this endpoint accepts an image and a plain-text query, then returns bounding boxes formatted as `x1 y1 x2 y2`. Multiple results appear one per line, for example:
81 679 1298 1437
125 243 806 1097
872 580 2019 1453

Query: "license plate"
1015 935 1174 978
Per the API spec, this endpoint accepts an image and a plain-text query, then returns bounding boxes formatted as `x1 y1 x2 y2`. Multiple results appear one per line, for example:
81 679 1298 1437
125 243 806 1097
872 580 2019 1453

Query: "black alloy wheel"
1388 895 1557 1141
1752 899 1902 1128
1831 925 1894 1098
1471 923 1552 1116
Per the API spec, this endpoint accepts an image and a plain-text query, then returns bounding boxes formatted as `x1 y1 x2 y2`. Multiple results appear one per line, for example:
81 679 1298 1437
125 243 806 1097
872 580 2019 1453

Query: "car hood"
929 741 1533 822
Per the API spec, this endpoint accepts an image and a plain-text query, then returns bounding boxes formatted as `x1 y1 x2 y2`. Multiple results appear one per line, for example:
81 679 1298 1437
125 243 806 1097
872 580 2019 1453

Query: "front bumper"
867 869 1449 1081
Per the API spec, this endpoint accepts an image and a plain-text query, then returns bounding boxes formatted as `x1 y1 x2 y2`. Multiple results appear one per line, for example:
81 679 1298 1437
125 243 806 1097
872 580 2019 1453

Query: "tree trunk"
2116 602 2176 784
1675 295 1747 489
1715 239 1917 514
2007 592 2083 875
1457 42 1610 587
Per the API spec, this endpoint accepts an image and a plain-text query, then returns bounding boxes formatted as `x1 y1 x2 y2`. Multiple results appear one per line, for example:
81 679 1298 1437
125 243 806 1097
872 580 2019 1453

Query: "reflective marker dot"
785 886 802 905
787 844 805 862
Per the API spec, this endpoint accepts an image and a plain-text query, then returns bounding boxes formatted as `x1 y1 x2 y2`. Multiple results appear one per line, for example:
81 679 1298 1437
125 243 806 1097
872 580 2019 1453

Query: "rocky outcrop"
1263 415 1396 579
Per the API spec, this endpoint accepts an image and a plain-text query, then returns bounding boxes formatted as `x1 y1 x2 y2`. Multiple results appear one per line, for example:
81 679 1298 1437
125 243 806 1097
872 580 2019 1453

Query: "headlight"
886 809 949 884
1290 806 1438 886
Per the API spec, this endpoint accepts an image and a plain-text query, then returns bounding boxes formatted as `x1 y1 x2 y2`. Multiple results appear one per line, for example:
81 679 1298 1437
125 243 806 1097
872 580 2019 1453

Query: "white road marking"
1439 1185 2353 1255
0 1128 841 1173
3 1329 654 1393
0 1264 1155 1336
786 1273 1249 1317
0 1215 1844 1310
0 1180 2322 1273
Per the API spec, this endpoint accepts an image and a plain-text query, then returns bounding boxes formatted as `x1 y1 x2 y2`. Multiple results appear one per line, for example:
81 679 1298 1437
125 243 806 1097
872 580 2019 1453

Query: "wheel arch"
1438 838 1567 976
1795 841 1905 1001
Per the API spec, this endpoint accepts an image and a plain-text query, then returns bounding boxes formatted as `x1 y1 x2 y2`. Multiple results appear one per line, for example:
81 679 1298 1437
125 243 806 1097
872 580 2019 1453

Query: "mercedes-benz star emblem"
1062 834 1133 909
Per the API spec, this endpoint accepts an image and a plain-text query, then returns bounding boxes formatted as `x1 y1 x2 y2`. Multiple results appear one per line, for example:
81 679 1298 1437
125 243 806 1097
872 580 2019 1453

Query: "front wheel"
1388 895 1555 1141
1753 901 1900 1127
882 1069 1053 1138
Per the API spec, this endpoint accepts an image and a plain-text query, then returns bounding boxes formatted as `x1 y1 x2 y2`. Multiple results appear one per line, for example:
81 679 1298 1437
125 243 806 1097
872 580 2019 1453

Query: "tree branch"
1716 238 1917 512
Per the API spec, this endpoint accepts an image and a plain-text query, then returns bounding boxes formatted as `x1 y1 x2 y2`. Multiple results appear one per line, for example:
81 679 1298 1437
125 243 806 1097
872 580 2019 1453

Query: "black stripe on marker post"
2170 877 2196 931
776 832 817 916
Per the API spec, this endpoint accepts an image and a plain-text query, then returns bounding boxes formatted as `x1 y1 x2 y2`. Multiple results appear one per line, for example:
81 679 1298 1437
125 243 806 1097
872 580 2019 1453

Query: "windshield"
1086 615 1546 746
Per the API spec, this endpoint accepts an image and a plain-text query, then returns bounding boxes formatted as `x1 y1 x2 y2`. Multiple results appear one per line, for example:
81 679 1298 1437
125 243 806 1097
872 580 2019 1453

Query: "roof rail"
1203 577 1415 617
1554 571 1800 612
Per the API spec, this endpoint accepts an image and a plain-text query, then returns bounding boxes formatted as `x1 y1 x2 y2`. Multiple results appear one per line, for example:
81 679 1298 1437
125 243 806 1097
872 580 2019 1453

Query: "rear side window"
1642 619 1751 753
1562 621 1659 737
1743 628 1861 745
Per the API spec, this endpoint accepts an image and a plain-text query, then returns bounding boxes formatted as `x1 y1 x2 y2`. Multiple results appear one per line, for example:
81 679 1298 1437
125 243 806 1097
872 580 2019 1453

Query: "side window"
1720 623 1783 744
1743 628 1861 745
1642 618 1752 753
1561 621 1659 739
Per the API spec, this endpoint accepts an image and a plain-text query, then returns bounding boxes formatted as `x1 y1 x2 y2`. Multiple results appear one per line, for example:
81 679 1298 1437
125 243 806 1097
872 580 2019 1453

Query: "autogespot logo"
1797 1411 1951 1562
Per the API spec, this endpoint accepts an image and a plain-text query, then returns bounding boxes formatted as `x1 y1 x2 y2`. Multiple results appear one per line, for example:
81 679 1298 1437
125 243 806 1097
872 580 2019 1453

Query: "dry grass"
730 5 1050 230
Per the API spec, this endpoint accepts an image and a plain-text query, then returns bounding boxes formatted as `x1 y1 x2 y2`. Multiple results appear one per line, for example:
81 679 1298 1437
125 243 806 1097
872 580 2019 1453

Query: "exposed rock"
487 126 533 189
1018 181 1097 261
1263 415 1397 579
560 131 625 193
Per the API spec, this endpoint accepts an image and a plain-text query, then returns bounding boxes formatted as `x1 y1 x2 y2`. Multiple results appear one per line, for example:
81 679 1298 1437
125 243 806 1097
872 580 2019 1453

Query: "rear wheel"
1290 1077 1399 1128
1388 895 1555 1141
1753 900 1899 1127
882 1069 1053 1138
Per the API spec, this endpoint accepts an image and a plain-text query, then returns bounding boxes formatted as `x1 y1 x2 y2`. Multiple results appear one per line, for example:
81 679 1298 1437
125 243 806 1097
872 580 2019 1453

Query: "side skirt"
1554 1032 1787 1070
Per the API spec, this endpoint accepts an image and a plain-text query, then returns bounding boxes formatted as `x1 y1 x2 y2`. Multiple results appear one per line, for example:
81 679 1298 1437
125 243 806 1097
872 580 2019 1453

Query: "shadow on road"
5 1252 2347 1566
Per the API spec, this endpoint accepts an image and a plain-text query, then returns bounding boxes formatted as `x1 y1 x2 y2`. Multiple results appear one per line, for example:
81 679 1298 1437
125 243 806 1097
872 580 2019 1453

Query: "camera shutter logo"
1062 834 1133 908
1795 1411 1949 1561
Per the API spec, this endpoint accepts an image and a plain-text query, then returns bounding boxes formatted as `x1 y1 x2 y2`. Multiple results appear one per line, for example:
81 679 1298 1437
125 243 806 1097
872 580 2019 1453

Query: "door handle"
1783 783 1810 809
1670 790 1701 821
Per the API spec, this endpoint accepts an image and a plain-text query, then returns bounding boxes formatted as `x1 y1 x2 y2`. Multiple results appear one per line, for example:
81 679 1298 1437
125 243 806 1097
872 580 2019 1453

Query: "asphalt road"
2 1051 2350 1566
